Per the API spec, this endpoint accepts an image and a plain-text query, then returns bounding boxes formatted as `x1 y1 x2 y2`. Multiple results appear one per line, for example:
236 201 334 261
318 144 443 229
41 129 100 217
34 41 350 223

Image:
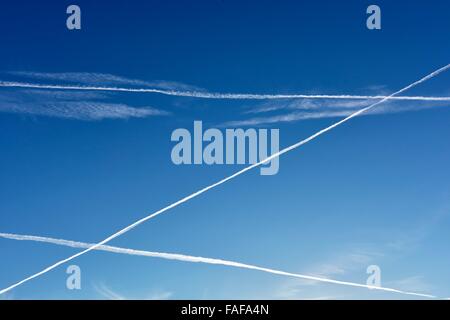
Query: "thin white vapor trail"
0 81 450 101
0 64 449 296
0 232 436 298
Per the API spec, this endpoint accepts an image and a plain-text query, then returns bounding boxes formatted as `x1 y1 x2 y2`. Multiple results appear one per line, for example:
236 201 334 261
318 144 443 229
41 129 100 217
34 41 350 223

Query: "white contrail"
0 232 436 298
0 64 449 296
1 81 450 101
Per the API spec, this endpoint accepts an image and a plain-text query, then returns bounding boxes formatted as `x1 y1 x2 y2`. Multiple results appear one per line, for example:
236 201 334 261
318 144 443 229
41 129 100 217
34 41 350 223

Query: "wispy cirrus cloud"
307 251 377 280
0 87 169 121
275 248 381 299
274 203 450 300
225 98 450 126
387 276 434 294
272 246 392 300
8 71 202 91
93 283 125 300
0 95 168 121
244 98 372 114
93 283 172 300
0 71 208 120
146 291 173 300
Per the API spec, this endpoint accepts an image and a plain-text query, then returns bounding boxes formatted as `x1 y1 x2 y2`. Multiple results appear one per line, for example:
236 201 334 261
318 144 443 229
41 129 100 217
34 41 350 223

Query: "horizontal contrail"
0 232 436 298
1 64 449 296
1 81 450 101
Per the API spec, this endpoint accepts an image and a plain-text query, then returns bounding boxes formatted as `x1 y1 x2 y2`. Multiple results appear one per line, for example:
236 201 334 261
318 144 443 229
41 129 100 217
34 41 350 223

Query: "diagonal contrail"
0 64 449 296
0 232 436 298
1 81 450 101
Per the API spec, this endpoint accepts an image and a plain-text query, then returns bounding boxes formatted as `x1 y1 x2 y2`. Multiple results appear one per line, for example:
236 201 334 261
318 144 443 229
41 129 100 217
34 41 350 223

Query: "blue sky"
0 0 449 299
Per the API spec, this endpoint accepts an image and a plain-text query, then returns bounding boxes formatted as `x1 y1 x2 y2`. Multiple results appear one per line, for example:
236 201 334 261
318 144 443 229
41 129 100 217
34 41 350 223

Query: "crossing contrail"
0 232 436 298
1 81 450 101
0 64 449 296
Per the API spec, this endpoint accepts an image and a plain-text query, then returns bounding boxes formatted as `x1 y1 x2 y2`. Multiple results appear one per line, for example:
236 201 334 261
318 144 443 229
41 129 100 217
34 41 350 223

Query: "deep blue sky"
0 0 449 299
